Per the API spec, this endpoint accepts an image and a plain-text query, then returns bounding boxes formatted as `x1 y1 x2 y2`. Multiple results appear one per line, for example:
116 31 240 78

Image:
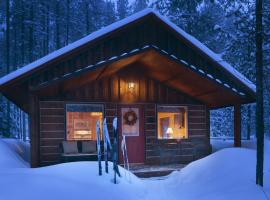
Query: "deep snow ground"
0 138 269 200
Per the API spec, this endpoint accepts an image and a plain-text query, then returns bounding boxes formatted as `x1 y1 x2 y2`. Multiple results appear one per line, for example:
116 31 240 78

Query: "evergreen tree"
133 0 149 13
117 0 130 19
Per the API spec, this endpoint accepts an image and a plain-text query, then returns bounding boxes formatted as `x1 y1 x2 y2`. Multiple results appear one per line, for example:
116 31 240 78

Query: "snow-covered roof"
0 8 255 93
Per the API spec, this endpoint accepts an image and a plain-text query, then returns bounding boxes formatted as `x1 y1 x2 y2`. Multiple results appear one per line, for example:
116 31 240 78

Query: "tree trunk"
6 0 10 137
255 0 264 187
55 0 60 49
85 1 90 34
21 2 25 65
6 0 10 74
46 2 50 54
28 1 34 62
66 0 70 45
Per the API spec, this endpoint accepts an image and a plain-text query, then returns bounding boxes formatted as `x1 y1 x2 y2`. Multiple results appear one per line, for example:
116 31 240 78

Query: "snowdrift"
0 139 29 168
0 138 269 200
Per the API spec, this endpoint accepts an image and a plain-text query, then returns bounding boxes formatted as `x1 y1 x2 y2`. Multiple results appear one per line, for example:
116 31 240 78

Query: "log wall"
38 70 210 166
39 101 210 166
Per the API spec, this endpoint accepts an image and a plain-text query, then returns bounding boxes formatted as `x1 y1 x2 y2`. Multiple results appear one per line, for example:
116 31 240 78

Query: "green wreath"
123 110 137 126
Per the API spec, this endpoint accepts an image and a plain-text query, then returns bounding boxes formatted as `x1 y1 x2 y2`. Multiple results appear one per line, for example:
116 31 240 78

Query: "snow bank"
0 162 147 200
158 148 270 200
0 138 269 200
0 139 29 168
2 138 30 163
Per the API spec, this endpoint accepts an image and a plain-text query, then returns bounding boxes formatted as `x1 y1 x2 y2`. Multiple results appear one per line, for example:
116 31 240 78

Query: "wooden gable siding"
40 66 201 105
29 17 253 101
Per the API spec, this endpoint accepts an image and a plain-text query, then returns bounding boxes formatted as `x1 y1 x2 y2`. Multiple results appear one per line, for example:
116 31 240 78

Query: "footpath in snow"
0 138 269 200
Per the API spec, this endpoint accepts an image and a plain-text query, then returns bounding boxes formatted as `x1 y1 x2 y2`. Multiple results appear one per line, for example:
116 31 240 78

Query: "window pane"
66 104 103 141
157 106 187 139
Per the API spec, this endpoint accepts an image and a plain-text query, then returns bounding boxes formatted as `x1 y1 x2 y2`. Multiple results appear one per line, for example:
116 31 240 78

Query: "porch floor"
129 163 186 178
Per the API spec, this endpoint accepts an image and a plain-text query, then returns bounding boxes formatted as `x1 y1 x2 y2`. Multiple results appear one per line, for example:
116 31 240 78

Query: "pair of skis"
96 121 102 175
112 118 121 183
103 118 111 173
96 117 121 184
121 135 129 171
121 135 131 182
96 118 112 176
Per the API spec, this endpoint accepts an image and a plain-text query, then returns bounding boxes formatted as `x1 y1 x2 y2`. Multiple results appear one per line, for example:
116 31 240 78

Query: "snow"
0 139 29 168
207 74 214 79
198 69 205 74
190 65 197 70
216 78 223 84
0 9 255 94
0 138 269 200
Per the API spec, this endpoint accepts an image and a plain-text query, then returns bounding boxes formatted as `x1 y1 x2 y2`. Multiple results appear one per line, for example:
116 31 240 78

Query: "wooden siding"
145 104 210 165
39 101 65 166
38 101 210 166
38 70 210 166
43 66 201 105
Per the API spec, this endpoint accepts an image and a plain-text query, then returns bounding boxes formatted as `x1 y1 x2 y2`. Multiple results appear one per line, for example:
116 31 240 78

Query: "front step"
129 164 185 178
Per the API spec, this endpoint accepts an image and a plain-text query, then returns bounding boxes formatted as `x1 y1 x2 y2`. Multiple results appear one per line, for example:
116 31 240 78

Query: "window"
66 104 103 141
157 106 188 139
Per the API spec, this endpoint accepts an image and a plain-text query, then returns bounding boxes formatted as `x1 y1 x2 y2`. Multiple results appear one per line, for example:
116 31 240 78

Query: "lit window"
66 104 103 141
157 106 188 139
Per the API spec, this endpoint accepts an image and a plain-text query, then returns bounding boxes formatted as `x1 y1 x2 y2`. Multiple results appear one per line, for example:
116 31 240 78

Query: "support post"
234 104 241 147
29 94 40 167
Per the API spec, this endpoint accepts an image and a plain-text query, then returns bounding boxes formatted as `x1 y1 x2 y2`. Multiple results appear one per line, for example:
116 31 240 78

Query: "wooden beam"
234 104 241 147
29 94 40 167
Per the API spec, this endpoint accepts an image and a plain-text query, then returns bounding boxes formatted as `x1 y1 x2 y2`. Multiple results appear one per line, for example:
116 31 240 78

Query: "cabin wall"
37 71 211 166
144 104 210 165
38 101 210 166
39 101 118 166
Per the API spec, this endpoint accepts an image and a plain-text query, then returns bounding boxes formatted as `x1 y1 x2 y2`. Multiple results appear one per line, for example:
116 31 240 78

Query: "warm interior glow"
166 127 173 138
66 106 103 141
157 106 187 139
128 82 135 89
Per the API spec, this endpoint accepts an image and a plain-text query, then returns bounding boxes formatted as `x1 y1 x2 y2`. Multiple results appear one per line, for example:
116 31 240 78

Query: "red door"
118 105 145 164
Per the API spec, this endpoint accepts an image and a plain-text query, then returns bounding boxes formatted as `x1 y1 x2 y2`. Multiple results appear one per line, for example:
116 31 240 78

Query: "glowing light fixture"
128 82 135 90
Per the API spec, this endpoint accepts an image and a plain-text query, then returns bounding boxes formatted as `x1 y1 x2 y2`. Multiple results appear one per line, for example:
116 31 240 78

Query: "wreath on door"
123 109 138 126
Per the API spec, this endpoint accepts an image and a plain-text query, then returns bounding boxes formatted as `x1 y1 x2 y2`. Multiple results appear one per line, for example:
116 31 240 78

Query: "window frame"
65 103 104 141
156 105 188 140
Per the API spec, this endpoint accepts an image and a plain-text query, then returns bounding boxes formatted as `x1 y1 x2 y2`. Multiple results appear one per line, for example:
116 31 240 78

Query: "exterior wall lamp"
128 82 135 90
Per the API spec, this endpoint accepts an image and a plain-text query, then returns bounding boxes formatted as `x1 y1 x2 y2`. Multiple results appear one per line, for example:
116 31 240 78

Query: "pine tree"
103 1 116 26
117 0 129 19
133 0 149 13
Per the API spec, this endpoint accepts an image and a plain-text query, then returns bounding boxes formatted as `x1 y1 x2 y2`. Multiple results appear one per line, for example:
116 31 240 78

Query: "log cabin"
0 9 256 168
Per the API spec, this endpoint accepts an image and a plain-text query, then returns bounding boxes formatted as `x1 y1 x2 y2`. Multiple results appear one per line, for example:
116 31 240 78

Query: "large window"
157 106 188 139
66 104 103 141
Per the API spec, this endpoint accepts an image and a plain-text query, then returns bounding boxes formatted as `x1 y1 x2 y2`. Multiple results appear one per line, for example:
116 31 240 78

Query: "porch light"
128 82 135 90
